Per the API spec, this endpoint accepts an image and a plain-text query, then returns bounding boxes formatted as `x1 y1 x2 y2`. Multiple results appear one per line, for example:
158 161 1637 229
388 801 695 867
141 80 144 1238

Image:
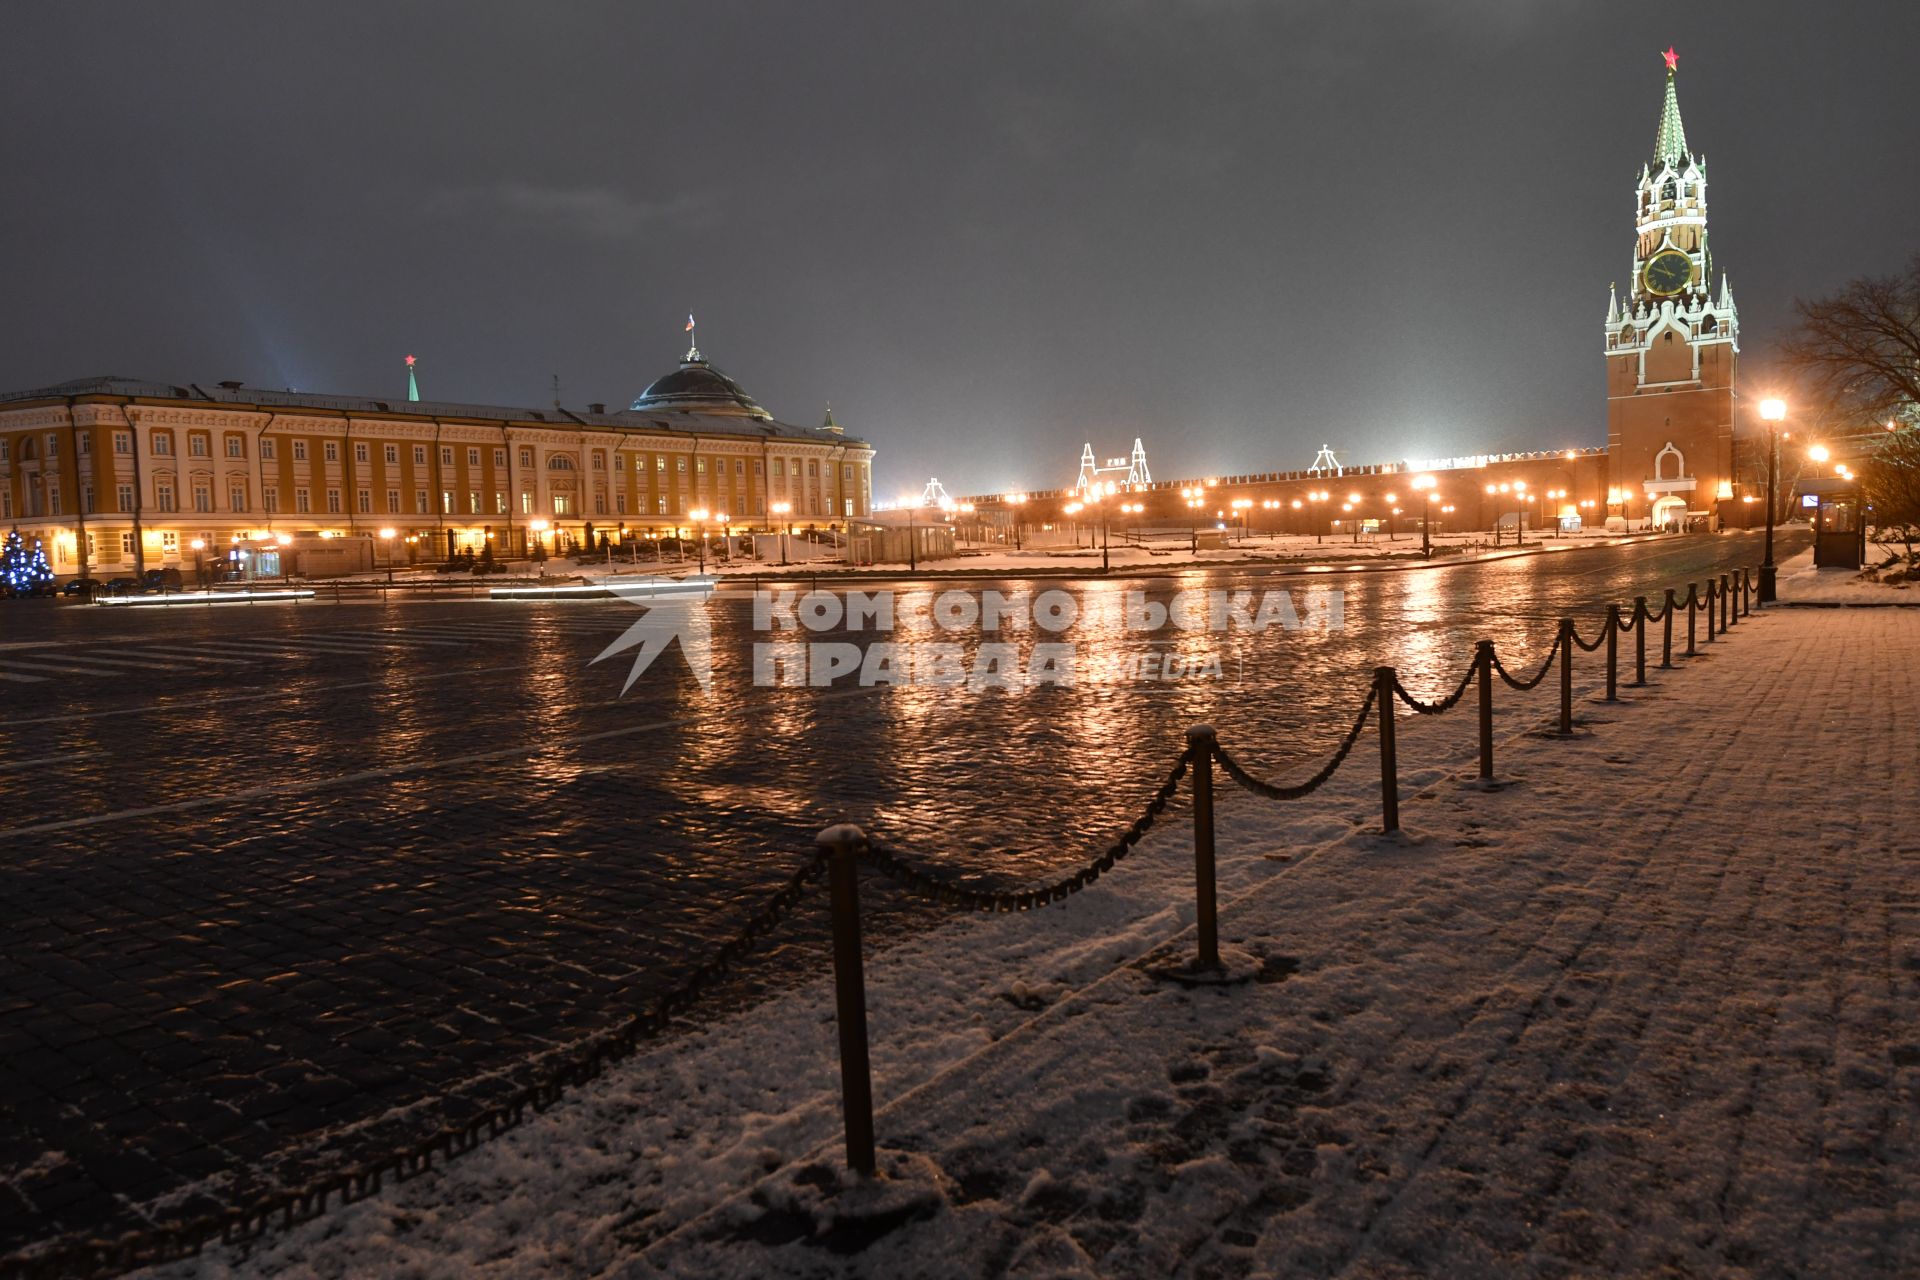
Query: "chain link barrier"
1213 685 1379 801
860 749 1192 911
3 850 833 1280
1391 659 1479 716
1569 620 1610 653
1490 633 1563 691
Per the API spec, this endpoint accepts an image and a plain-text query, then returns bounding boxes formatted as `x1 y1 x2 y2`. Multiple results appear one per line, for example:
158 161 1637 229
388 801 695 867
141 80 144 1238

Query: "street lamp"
690 507 710 573
1008 493 1027 550
1347 491 1363 544
189 537 206 587
1410 474 1437 558
1758 397 1785 601
771 501 792 565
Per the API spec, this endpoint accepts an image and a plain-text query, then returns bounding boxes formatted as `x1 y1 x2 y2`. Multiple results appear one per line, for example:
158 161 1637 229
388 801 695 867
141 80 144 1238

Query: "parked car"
103 576 143 595
62 578 100 598
142 567 184 592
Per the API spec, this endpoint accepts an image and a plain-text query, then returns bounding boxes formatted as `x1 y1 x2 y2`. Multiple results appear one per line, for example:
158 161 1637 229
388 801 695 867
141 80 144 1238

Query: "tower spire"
1653 47 1689 165
405 354 420 403
684 313 700 363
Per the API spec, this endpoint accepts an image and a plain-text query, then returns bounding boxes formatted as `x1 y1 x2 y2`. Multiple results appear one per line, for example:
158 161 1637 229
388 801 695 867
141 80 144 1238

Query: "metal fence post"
1686 584 1698 656
1706 579 1717 643
1185 725 1220 971
1721 572 1733 630
816 823 876 1177
1743 567 1753 616
1476 641 1495 783
1557 619 1574 734
1374 666 1399 834
1633 596 1648 686
1605 605 1620 702
1662 589 1676 668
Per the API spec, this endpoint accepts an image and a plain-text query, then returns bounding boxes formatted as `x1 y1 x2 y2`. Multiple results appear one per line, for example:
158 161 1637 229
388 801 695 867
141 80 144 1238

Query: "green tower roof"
1653 56 1689 166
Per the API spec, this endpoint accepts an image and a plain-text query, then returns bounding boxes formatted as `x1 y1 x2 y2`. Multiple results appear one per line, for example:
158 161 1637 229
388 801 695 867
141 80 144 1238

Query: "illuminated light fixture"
1716 481 1734 500
1758 398 1786 423
1808 444 1830 463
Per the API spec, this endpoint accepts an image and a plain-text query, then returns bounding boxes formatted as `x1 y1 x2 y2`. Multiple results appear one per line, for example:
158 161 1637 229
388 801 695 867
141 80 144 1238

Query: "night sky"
3 2 1914 497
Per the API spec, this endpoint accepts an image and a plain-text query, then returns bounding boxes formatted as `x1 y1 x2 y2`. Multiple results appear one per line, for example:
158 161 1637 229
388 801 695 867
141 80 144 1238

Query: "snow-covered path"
132 604 1917 1279
638 607 1920 1278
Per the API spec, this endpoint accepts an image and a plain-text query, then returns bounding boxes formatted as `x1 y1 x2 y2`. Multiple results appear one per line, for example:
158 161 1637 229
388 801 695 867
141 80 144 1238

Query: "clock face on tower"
1642 249 1692 297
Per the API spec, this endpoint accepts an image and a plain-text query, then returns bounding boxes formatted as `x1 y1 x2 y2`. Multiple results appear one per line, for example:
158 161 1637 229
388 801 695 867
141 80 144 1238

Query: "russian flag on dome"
686 314 696 331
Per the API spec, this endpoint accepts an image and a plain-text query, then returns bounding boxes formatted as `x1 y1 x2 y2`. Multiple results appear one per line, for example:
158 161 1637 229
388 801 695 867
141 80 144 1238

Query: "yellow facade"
0 383 875 577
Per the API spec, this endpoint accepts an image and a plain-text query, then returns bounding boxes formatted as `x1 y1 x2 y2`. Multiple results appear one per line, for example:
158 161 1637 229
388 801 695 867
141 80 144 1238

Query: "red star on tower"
1663 46 1678 72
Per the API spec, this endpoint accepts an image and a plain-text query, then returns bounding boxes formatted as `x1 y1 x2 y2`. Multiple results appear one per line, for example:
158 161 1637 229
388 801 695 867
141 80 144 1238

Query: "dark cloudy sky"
3 2 1915 496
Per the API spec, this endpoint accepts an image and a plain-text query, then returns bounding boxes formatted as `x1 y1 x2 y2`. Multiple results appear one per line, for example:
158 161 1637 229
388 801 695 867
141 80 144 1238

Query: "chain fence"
2 564 1760 1280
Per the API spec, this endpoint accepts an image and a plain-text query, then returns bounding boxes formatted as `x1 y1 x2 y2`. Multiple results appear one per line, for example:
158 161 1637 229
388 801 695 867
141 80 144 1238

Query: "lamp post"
771 501 792 565
1347 491 1362 544
1756 398 1786 601
1411 474 1437 558
189 537 206 588
1008 493 1026 550
1309 489 1327 543
690 507 709 573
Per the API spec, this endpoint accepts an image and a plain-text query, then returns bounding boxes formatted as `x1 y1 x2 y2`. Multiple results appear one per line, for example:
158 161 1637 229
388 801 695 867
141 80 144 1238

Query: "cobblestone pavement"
0 534 1786 1258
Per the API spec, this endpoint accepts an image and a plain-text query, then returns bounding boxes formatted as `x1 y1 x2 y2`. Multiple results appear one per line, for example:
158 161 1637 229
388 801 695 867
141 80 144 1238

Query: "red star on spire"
405 354 416 366
1663 46 1679 72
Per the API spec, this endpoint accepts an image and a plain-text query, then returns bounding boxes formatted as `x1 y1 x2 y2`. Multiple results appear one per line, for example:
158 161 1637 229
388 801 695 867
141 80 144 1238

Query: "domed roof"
629 356 769 419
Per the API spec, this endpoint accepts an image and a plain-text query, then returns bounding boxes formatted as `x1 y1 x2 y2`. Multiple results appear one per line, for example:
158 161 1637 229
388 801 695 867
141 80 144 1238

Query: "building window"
76 431 90 455
326 489 341 514
467 447 480 467
264 487 279 514
47 483 62 516
520 446 534 468
114 430 132 454
656 455 667 473
441 447 454 466
736 459 746 476
414 445 427 465
324 441 339 462
415 489 429 514
160 532 179 555
808 460 818 477
156 483 177 512
657 495 668 514
46 432 59 458
616 493 628 515
292 440 307 461
82 484 95 514
771 459 784 478
754 459 763 476
467 491 479 514
387 489 400 513
358 490 372 514
117 483 134 512
230 484 247 512
226 435 245 458
385 444 399 465
354 442 369 464
261 438 276 460
593 493 606 514
187 434 207 457
495 492 507 514
554 495 572 515
614 453 626 471
442 491 453 514
696 457 706 475
295 487 311 513
591 451 605 470
153 433 172 456
493 448 506 468
0 440 9 463
120 532 135 556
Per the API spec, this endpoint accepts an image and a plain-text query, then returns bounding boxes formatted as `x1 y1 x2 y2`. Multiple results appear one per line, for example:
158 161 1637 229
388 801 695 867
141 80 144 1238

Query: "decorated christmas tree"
1 530 55 595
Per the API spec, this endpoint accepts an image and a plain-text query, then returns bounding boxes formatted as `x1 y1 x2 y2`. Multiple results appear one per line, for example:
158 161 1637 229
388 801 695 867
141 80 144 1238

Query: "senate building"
0 338 874 581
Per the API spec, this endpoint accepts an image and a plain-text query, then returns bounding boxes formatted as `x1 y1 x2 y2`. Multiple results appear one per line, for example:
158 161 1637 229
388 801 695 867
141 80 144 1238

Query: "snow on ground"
1777 547 1920 605
138 604 1917 1279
